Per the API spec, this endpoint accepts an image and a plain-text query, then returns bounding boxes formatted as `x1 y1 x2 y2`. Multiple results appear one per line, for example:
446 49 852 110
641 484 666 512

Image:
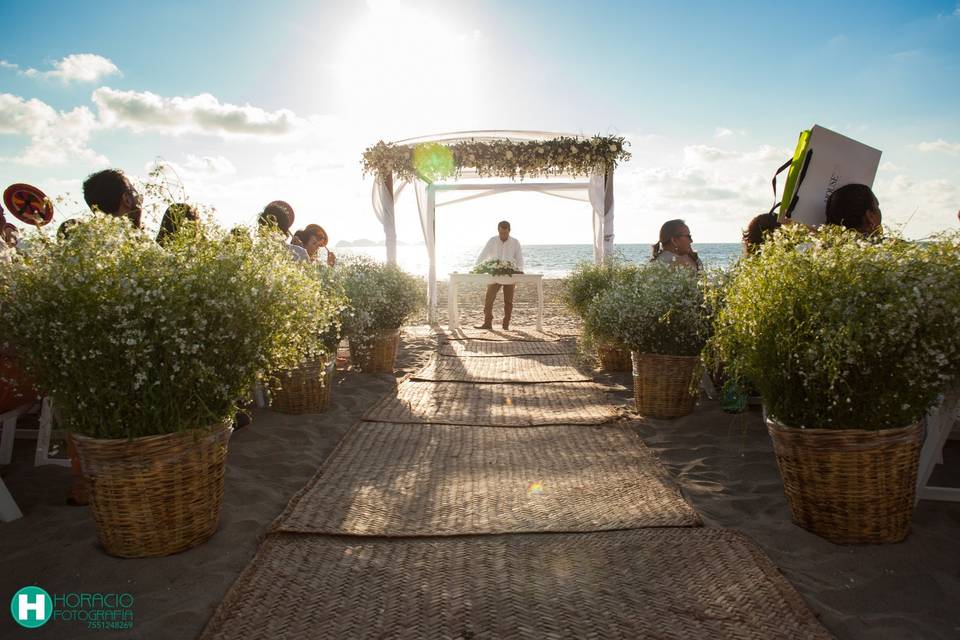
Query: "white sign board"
786 125 882 227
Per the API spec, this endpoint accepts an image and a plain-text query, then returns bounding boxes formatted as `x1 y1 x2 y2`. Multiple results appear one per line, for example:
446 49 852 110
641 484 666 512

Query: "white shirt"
476 236 523 271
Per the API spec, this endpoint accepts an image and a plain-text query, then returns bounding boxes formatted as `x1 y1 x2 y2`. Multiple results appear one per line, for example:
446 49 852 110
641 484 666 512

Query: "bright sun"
334 0 488 136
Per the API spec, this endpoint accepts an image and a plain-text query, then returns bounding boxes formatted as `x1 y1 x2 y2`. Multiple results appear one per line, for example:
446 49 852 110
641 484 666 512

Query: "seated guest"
57 218 81 241
742 212 782 256
824 184 882 236
82 169 143 229
651 219 700 270
300 224 336 266
2 222 18 249
258 201 308 261
156 203 200 246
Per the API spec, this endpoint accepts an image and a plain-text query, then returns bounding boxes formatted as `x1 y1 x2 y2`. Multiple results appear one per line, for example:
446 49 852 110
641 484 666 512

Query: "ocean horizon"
337 243 742 279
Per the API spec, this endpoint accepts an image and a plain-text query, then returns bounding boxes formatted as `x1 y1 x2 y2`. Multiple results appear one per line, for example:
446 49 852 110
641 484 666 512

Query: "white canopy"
370 131 617 325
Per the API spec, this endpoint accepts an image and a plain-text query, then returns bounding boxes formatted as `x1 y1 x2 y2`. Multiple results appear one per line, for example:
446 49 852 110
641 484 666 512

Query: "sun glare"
335 0 487 135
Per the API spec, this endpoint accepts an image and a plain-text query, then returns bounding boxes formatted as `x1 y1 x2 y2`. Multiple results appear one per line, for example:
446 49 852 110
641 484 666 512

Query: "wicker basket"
767 419 922 544
271 359 335 414
349 330 400 373
72 422 232 558
597 344 632 372
631 352 699 418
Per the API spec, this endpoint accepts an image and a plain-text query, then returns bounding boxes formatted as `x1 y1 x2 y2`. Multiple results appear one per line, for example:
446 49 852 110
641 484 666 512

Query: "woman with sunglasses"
651 219 700 270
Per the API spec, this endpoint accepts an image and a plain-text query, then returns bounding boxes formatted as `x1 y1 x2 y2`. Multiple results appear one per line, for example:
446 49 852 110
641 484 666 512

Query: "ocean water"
337 243 742 279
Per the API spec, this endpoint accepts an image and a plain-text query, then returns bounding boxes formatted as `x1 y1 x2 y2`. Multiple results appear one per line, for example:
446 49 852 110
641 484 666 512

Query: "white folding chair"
916 386 960 503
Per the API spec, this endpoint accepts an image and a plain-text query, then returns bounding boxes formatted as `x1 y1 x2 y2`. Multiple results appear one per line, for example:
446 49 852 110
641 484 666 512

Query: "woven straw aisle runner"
438 339 576 357
272 422 701 536
411 354 591 383
201 334 831 639
362 380 617 426
200 529 831 640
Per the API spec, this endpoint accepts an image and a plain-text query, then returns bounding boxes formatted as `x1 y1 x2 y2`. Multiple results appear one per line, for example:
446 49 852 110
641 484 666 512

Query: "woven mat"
273 422 700 536
438 339 577 357
412 354 590 383
200 528 832 640
438 327 568 342
362 380 617 426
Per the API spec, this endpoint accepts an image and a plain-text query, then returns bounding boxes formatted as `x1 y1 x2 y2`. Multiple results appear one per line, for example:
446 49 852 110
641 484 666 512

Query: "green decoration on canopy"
362 135 631 182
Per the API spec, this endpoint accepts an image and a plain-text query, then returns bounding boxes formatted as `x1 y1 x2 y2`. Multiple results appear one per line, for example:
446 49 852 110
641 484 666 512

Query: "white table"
448 273 544 331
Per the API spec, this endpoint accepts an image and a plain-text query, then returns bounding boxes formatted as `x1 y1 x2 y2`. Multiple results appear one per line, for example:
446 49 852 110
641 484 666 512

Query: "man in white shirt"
475 220 524 330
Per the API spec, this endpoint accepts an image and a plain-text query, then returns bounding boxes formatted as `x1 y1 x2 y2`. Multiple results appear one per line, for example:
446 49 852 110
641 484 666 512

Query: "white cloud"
92 87 309 138
2 54 120 83
713 127 746 139
183 154 237 177
683 145 738 163
914 139 960 155
272 149 347 176
0 93 106 166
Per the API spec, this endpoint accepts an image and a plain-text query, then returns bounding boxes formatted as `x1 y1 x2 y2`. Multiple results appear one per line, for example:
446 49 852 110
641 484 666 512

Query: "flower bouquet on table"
471 259 521 276
560 259 638 371
0 215 343 557
709 225 960 543
340 257 425 373
585 262 709 417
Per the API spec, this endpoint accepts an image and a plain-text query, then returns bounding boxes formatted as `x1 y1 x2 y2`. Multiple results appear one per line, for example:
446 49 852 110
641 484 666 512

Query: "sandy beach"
2 279 959 639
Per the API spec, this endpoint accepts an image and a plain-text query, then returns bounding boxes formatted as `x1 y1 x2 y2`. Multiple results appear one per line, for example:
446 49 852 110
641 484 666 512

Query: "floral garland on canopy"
362 135 631 183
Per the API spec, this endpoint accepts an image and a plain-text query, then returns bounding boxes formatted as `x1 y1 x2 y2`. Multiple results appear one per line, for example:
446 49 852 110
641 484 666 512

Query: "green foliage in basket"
0 215 345 439
560 259 639 318
340 257 424 343
709 225 960 430
584 262 709 356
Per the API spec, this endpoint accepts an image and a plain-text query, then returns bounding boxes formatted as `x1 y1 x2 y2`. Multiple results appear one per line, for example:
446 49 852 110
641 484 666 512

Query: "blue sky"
1 0 958 247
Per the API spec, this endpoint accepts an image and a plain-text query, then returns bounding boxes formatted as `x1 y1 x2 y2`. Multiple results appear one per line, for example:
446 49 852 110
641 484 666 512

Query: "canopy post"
427 186 438 326
602 167 615 262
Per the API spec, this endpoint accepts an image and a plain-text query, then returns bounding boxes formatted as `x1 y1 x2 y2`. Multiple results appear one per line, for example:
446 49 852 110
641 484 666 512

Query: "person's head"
497 220 511 241
2 223 18 248
742 212 782 255
653 219 692 258
258 201 294 236
82 169 142 228
825 184 881 235
57 218 81 241
156 203 200 246
300 224 329 259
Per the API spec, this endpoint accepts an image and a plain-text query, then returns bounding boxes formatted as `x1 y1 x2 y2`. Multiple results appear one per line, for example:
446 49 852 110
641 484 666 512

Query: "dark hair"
156 203 199 245
83 169 129 215
825 184 879 231
498 220 510 230
258 201 294 234
742 213 782 254
651 219 687 260
57 218 81 241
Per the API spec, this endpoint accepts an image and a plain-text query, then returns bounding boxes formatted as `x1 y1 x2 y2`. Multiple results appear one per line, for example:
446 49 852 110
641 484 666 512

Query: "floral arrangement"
709 225 960 430
584 262 709 356
0 215 345 439
339 257 425 343
362 135 631 183
471 259 520 276
560 259 639 319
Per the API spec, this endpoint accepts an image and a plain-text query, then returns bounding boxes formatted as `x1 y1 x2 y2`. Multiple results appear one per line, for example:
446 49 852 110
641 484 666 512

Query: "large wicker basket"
631 352 699 418
271 359 335 414
349 330 400 373
597 344 632 372
72 422 232 558
767 419 923 544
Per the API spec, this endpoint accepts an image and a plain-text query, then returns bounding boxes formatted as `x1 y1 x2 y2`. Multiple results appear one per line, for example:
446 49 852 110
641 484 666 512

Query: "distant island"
336 239 423 248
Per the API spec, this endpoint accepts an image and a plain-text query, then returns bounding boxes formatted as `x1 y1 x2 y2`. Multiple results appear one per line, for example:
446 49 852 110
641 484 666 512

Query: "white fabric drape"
589 170 615 263
371 175 397 264
414 179 437 323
